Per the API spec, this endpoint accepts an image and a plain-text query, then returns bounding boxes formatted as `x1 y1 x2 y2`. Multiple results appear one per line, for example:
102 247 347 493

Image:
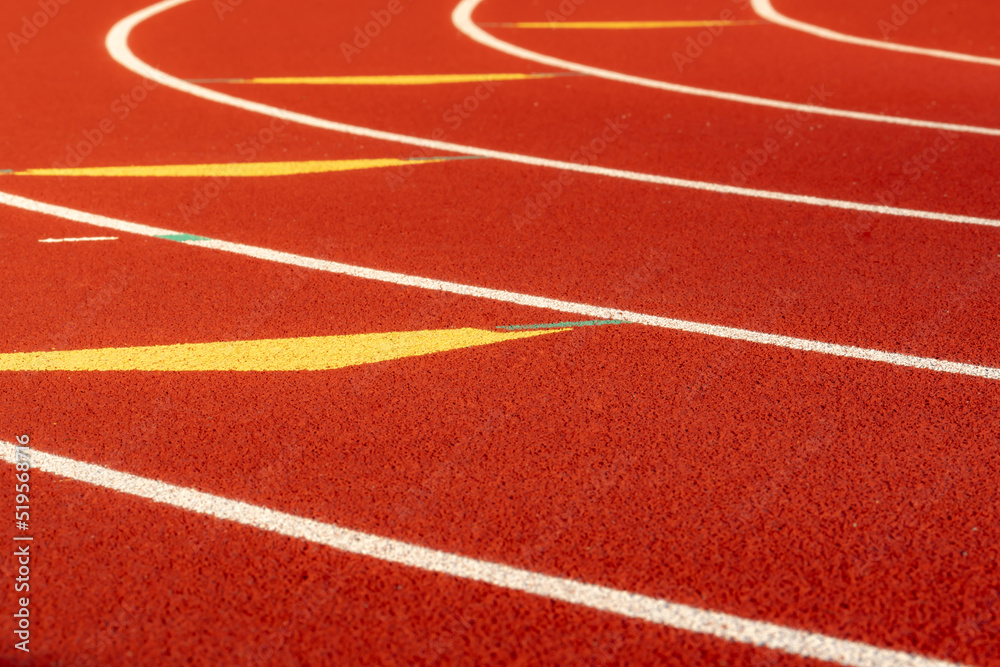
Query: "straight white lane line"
751 0 1000 67
38 236 119 243
451 0 1000 138
2 188 999 382
103 0 1000 229
0 440 964 667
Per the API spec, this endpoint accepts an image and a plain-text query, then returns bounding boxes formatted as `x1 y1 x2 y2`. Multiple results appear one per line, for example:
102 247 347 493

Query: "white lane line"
38 236 119 243
750 0 1000 67
2 188 999 382
103 0 1000 229
451 0 1000 138
0 441 964 667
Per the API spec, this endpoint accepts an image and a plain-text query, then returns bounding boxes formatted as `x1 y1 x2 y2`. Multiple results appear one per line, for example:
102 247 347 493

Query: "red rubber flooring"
1 0 998 664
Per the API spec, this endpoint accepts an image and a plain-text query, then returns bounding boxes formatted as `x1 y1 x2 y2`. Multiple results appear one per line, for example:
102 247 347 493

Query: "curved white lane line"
0 441 965 667
451 0 1000 138
104 0 1000 229
751 0 1000 67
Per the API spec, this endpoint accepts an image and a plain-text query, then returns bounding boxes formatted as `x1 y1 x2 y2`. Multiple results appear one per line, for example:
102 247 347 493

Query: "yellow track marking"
228 73 567 85
0 328 567 372
493 20 762 29
9 158 448 178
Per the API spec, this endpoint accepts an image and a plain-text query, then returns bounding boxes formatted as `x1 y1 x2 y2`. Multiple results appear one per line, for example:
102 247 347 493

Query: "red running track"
0 0 998 664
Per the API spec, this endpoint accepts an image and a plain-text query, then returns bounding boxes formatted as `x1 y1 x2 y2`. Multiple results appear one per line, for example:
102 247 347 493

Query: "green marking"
0 169 12 174
156 233 210 242
405 155 486 162
497 319 628 330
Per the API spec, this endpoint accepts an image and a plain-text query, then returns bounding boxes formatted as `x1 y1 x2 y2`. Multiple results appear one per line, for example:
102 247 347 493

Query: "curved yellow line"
495 20 762 29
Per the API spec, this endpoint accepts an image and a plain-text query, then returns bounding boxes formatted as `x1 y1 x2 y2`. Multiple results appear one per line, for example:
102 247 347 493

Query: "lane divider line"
750 0 1000 67
498 319 628 330
39 236 119 243
479 20 764 29
104 0 1000 229
0 440 963 667
452 0 1000 137
1 188 998 382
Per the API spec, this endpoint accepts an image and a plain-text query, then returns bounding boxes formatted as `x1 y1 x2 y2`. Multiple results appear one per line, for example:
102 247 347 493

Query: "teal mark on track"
405 155 487 162
498 319 629 330
0 170 12 174
156 233 210 242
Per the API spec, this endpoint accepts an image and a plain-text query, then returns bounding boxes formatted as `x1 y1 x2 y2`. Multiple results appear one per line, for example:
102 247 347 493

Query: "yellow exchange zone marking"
0 328 567 372
227 73 568 85
8 158 450 178
489 20 763 29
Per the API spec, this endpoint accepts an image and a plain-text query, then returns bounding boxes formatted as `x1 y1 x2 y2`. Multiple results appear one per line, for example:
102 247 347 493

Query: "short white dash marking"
38 236 119 243
1 188 998 382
